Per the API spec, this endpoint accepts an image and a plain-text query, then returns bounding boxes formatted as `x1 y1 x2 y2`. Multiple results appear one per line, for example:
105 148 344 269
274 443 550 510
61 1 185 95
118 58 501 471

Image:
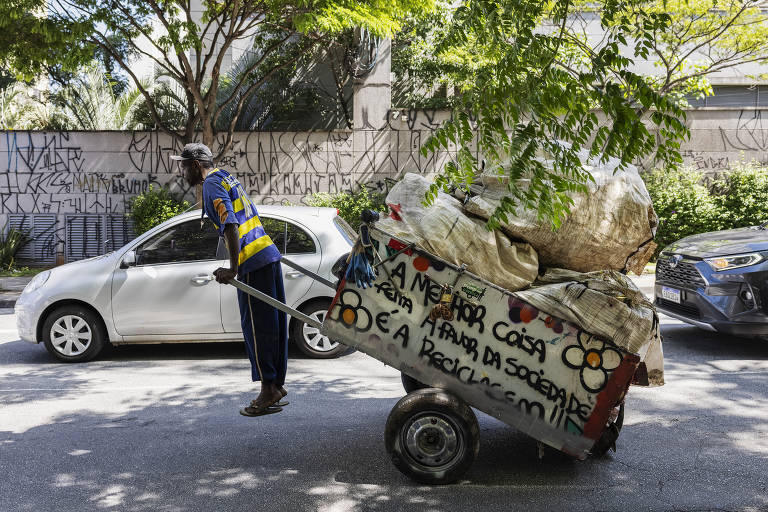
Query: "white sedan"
15 206 354 362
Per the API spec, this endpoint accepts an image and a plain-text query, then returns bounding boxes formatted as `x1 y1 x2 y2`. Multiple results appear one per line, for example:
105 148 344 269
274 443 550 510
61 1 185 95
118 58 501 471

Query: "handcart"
229 214 640 485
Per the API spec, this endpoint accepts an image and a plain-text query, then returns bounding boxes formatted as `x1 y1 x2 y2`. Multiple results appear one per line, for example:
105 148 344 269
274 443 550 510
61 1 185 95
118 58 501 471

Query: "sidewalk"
0 276 34 308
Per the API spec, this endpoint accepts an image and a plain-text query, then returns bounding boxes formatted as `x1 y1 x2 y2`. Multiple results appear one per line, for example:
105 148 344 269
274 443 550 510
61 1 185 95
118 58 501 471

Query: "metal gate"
4 213 134 266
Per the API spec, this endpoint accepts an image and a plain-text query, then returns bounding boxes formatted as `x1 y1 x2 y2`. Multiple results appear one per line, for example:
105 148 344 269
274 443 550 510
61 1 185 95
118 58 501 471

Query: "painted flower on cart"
562 332 623 393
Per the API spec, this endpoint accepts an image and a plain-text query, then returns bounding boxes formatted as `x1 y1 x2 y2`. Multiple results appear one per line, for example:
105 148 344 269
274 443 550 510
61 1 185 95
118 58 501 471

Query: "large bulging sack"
513 268 663 385
463 151 658 274
380 173 539 292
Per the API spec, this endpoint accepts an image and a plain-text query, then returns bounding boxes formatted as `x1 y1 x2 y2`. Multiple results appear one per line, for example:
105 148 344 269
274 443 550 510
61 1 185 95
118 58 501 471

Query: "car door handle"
191 274 215 284
285 271 303 279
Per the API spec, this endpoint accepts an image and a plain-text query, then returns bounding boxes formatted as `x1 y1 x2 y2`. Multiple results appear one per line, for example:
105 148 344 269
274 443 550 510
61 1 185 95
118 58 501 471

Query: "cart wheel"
400 372 428 394
590 403 625 457
385 388 479 484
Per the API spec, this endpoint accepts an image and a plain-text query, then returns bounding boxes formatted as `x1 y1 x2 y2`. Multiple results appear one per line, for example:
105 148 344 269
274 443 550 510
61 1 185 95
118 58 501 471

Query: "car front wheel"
42 305 107 363
290 299 346 358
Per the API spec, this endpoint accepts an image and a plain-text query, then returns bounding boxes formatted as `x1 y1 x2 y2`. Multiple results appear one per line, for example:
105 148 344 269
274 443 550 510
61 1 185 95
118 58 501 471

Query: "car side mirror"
120 250 137 269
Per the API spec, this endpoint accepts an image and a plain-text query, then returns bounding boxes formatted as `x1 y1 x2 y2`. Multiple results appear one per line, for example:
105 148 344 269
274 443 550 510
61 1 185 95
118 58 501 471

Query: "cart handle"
281 257 336 289
227 277 324 330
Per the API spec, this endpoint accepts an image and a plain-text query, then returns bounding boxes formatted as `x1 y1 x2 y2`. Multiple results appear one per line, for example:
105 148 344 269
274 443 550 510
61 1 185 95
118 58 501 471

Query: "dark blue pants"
237 262 288 385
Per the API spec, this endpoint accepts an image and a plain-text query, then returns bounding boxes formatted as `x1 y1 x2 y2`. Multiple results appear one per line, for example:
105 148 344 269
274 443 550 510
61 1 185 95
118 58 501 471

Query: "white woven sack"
382 173 539 292
514 268 664 385
463 150 658 274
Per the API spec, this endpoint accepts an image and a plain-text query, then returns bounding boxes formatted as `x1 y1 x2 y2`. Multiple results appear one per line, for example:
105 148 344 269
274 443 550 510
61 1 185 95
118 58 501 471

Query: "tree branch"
214 52 305 160
144 0 206 116
668 4 753 78
87 32 183 139
212 31 295 124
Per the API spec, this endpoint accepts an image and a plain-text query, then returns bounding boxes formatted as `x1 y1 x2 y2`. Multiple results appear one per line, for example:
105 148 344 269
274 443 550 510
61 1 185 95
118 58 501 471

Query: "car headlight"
23 270 51 294
704 253 764 271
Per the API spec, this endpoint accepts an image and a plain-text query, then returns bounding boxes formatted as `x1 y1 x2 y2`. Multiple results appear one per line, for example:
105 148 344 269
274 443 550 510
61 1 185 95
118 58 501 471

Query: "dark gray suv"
654 225 768 337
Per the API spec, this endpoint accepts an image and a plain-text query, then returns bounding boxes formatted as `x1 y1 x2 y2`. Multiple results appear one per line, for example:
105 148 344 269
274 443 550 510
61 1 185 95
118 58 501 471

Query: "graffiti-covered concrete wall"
0 115 455 214
0 109 457 264
1 107 767 264
684 108 768 172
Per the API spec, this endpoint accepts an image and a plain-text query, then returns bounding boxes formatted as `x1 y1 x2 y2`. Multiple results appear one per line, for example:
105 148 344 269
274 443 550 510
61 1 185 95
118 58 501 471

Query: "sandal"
252 399 289 407
239 404 282 417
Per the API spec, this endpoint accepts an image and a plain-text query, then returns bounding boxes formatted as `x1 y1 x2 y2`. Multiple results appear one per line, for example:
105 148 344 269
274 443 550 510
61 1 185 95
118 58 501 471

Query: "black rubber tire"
401 372 429 394
290 298 346 359
385 388 480 485
42 305 107 363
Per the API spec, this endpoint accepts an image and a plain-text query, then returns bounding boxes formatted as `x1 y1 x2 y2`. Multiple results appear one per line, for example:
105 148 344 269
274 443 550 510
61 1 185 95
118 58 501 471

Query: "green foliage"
2 0 431 156
644 167 720 258
127 80 188 131
0 224 30 271
49 64 148 130
0 0 92 81
0 266 46 277
0 83 44 129
416 1 688 230
392 1 464 108
398 1 768 110
307 187 388 231
710 161 768 227
644 163 768 258
128 186 191 235
1 63 160 130
398 1 768 228
606 0 768 104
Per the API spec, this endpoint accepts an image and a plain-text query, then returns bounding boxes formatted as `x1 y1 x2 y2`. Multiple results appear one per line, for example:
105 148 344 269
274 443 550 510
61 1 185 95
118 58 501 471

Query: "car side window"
261 217 286 254
136 219 219 265
286 221 316 254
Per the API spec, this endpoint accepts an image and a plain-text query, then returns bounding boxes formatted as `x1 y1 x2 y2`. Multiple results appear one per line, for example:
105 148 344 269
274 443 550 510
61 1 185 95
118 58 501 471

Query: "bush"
0 223 30 270
644 162 768 258
128 185 191 235
710 161 768 227
307 186 388 231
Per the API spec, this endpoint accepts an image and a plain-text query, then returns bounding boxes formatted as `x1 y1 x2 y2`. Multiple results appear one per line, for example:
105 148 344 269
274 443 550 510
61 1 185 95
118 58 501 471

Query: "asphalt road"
1 304 767 512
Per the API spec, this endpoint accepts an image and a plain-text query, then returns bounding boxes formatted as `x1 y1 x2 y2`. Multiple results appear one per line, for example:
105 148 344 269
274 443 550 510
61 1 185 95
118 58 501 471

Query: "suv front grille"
656 257 705 288
656 298 701 319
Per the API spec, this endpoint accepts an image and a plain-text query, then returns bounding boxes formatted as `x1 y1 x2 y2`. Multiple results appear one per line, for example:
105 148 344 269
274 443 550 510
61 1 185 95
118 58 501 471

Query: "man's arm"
213 223 239 284
205 177 239 284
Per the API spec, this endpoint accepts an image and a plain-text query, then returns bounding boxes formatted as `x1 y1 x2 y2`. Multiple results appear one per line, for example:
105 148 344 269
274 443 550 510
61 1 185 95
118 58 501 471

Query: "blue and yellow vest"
202 168 281 274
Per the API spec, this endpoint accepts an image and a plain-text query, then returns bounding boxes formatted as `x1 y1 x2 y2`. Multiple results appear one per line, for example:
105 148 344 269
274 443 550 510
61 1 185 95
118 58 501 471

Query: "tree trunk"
197 116 217 206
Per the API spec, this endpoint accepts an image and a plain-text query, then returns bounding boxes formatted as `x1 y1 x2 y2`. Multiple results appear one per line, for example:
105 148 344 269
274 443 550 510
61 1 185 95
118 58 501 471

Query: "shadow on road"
661 321 768 360
1 325 767 510
1 338 356 365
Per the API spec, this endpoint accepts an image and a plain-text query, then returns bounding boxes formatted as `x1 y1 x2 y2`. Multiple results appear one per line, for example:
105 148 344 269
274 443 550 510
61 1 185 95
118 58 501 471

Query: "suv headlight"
705 253 764 271
23 270 51 294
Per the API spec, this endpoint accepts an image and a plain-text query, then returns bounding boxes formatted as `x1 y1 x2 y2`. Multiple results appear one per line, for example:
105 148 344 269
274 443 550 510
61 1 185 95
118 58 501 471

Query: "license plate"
661 286 681 304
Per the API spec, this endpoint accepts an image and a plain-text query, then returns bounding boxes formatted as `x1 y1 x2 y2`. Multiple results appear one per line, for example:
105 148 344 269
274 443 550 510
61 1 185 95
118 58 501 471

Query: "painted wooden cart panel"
322 227 639 460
